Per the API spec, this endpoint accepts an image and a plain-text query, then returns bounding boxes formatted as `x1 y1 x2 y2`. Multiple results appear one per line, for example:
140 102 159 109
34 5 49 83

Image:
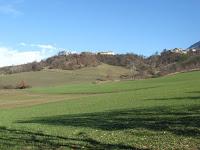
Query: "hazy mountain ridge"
188 41 200 49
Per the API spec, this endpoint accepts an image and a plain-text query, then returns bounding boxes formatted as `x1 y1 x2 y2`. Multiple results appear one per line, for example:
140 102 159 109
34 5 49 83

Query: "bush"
16 81 31 89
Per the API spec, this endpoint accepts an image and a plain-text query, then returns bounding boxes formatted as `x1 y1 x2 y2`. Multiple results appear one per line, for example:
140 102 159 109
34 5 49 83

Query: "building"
170 48 187 54
191 49 197 52
58 51 71 56
171 48 183 53
97 51 115 55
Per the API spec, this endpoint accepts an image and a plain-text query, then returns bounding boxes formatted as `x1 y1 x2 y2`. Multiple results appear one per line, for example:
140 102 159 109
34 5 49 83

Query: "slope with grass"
0 63 129 87
0 71 199 149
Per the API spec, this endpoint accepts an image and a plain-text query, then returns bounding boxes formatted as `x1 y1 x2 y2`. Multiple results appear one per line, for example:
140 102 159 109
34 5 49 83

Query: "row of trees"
0 62 42 74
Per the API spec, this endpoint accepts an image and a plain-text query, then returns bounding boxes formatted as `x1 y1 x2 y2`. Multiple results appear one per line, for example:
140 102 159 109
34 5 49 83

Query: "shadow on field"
60 86 160 95
187 91 200 94
144 96 200 101
18 105 200 138
0 126 144 150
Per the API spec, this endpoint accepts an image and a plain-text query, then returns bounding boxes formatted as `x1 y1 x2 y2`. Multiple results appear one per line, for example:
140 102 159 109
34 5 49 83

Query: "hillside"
0 46 200 81
0 63 129 87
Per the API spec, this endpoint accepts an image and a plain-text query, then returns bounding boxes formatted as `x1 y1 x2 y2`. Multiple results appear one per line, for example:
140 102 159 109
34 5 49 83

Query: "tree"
129 62 137 79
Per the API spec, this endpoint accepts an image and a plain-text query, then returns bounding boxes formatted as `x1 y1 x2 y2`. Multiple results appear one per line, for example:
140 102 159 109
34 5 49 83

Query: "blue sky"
0 0 199 66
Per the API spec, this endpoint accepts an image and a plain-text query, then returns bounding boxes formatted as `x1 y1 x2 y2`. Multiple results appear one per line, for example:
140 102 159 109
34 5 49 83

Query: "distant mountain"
188 41 200 49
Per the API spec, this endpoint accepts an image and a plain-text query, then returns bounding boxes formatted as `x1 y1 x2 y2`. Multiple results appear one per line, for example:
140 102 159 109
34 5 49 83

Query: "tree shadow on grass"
0 126 144 150
17 105 200 138
144 96 200 101
61 86 161 95
187 91 200 94
145 91 200 101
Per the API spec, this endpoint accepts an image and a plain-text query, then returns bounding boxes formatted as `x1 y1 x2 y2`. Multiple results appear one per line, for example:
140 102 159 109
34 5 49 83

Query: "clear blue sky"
0 0 200 66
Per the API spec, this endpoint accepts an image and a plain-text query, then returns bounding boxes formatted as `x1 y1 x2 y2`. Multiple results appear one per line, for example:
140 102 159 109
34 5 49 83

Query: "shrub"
16 80 31 89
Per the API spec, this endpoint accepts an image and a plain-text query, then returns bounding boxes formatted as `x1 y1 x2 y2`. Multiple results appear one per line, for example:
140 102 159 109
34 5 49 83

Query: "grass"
0 71 199 149
0 63 129 87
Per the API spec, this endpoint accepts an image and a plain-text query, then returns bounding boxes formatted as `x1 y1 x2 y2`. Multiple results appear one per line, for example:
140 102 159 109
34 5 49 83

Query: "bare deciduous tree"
129 62 137 80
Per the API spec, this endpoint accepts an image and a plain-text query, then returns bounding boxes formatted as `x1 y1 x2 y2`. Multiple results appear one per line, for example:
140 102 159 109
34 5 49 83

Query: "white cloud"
19 42 68 55
0 4 22 16
19 42 27 46
0 47 46 67
31 44 57 50
0 42 68 67
20 43 59 50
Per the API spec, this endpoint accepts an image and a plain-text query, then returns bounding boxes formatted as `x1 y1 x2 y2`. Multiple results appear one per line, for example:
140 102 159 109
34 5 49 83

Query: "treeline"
0 52 99 74
44 52 99 70
0 49 200 79
0 62 43 74
96 54 153 79
147 49 200 76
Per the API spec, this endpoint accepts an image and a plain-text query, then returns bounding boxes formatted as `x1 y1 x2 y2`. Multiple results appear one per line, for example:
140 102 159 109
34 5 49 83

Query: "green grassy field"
0 71 199 149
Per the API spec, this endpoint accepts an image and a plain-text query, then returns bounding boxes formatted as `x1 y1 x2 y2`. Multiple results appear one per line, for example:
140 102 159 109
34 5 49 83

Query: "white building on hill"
97 51 115 55
170 48 187 54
